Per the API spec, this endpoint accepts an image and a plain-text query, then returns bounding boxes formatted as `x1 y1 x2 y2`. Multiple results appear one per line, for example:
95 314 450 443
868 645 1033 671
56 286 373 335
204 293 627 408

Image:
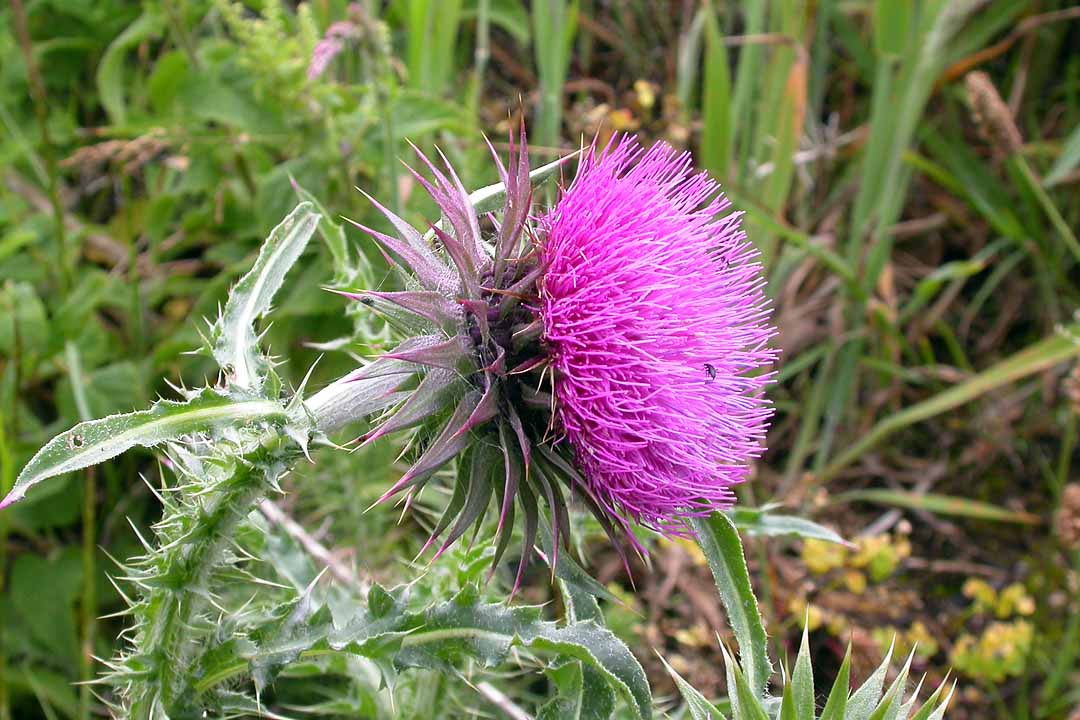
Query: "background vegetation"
1 0 1079 717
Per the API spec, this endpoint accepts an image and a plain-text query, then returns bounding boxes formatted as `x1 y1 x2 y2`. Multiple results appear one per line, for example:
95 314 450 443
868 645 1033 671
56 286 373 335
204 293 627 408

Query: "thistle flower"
537 138 776 533
340 130 774 582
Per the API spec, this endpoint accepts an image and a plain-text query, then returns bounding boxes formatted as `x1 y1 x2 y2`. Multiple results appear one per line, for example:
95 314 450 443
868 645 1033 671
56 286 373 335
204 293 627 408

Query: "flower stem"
125 458 280 717
11 0 68 292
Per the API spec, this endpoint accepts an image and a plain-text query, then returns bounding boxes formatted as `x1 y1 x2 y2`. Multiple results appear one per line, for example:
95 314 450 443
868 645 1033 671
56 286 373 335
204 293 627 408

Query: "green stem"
470 0 490 122
10 0 68 293
126 458 281 717
1009 154 1080 265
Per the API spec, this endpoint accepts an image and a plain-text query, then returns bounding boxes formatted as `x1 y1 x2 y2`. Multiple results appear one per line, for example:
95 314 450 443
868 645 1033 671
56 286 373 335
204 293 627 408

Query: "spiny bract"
341 129 776 581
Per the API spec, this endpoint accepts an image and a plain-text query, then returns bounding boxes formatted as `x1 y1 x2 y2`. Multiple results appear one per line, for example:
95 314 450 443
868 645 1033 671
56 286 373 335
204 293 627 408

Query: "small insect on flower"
342 128 776 584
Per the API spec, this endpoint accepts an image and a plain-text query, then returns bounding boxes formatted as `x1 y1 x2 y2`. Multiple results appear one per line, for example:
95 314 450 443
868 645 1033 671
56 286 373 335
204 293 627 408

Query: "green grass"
1 0 1079 717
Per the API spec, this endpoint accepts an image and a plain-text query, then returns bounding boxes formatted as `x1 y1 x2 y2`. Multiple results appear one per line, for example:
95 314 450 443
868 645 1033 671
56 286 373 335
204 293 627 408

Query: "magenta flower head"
537 137 776 534
340 128 775 581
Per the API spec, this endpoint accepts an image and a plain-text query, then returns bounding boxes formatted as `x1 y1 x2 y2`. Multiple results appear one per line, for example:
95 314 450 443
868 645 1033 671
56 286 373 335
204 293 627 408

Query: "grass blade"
822 323 1080 481
700 4 732 181
532 0 578 151
832 489 1040 524
1044 123 1080 187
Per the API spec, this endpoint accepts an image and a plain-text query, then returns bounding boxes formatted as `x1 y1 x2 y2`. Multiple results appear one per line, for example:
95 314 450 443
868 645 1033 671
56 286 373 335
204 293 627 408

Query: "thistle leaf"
213 202 321 391
198 588 651 719
399 597 652 719
818 645 851 720
0 389 286 509
538 660 617 720
290 175 355 283
872 648 915 720
790 626 814 720
908 679 955 720
247 575 334 692
865 682 902 720
727 507 849 546
520 622 652 720
719 642 768 720
691 512 772 699
658 653 727 720
779 684 796 720
847 639 894 720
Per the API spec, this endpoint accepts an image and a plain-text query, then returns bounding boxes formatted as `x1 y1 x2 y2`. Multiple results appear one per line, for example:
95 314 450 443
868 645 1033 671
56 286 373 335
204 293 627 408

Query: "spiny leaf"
213 202 321 391
658 653 726 720
872 648 915 720
847 639 894 720
691 512 772 699
194 588 651 718
290 175 355 283
525 622 652 720
0 389 286 509
790 626 814 720
247 574 333 691
908 678 955 720
719 643 768 720
538 660 617 720
399 596 652 719
779 683 796 720
818 646 851 720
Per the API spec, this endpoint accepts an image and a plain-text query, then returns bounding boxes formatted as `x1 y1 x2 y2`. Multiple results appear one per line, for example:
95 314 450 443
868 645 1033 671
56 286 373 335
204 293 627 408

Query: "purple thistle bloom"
339 128 775 582
537 137 776 533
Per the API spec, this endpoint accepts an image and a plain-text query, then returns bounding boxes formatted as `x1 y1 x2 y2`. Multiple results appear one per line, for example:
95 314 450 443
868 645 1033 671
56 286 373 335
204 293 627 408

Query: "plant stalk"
11 0 68 292
127 460 278 716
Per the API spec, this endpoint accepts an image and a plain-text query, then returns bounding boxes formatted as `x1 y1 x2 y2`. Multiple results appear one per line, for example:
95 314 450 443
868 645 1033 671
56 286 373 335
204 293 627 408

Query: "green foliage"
691 512 772 698
3 184 657 718
4 0 1080 718
531 0 578 150
210 202 321 392
1 390 289 509
665 630 955 720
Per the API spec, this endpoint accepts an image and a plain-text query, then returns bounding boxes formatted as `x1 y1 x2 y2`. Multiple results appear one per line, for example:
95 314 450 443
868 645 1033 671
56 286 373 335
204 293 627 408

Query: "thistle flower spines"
345 133 564 580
